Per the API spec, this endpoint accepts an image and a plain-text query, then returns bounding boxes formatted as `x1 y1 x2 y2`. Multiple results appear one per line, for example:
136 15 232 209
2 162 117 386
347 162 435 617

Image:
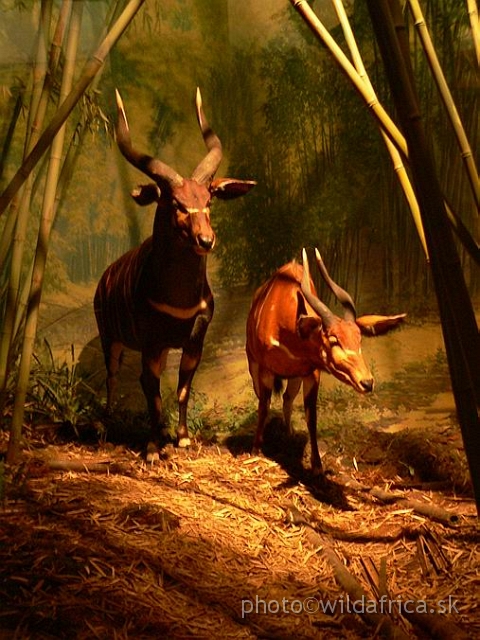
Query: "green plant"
28 340 97 435
205 400 258 440
161 387 207 438
375 348 450 410
315 385 379 440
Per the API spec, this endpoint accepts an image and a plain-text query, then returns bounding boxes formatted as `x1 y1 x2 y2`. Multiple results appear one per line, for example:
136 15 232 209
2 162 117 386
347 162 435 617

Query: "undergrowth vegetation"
2 346 454 475
26 341 98 437
310 348 450 436
0 342 470 493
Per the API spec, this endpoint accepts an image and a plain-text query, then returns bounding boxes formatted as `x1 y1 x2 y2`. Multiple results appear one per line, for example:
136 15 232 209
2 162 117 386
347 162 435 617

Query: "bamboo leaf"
407 0 479 210
8 0 83 463
331 0 428 258
289 0 408 158
0 0 146 218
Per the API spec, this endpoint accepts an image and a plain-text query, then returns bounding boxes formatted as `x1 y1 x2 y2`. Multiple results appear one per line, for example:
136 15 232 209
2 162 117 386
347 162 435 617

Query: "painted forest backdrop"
0 0 478 309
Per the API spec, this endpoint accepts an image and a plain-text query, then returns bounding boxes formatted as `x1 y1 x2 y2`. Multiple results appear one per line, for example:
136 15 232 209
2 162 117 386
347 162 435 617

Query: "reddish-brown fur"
246 251 406 474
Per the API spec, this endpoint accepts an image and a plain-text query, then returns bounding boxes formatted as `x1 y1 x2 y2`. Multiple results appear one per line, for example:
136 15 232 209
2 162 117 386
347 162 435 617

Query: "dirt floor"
1 284 479 639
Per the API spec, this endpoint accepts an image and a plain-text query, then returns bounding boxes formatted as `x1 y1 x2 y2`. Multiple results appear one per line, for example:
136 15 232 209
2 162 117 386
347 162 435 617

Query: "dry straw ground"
1 298 479 638
0 415 478 640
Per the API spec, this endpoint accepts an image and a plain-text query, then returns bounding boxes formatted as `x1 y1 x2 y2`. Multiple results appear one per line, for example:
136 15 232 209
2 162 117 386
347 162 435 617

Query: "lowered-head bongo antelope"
246 248 405 475
94 88 256 462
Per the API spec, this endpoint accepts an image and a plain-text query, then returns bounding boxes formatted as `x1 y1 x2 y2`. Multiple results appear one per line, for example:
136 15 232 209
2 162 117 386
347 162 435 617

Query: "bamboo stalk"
6 0 145 464
467 0 480 67
407 0 479 211
366 0 480 516
12 258 34 344
288 506 410 639
445 201 480 265
0 0 52 270
0 90 25 183
0 0 54 402
369 488 459 526
7 1 83 464
330 0 428 258
53 0 125 213
289 0 408 158
24 0 53 157
0 0 146 217
290 0 478 263
0 0 74 415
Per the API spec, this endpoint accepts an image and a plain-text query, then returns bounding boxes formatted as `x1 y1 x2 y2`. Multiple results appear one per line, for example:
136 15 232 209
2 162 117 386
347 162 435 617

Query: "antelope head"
114 88 256 255
299 248 375 393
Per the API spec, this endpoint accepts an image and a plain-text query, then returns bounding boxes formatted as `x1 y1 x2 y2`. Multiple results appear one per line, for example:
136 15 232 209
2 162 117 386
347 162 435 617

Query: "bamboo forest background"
0 0 478 314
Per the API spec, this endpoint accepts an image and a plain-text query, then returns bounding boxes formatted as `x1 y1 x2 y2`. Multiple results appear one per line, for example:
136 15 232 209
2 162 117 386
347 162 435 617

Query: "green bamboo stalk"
12 258 34 347
0 89 25 182
331 0 428 259
0 0 52 271
12 0 73 287
289 0 408 158
1 0 138 412
407 0 479 211
445 201 480 264
0 200 19 275
0 0 146 217
467 0 480 67
53 0 125 212
7 0 83 464
0 0 53 402
0 0 66 278
366 0 480 516
24 0 53 156
290 0 478 261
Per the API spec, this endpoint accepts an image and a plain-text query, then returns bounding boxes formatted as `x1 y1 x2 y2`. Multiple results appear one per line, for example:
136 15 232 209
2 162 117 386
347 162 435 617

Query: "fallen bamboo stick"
287 506 410 639
402 606 469 640
288 504 468 639
44 459 131 474
370 487 459 526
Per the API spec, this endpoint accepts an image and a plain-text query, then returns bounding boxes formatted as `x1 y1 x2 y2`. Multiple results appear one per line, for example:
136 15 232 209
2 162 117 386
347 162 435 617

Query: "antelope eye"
172 199 185 213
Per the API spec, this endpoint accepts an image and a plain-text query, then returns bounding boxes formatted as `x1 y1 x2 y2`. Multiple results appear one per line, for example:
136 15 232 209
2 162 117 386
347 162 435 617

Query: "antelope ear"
357 313 407 336
296 290 321 338
297 315 321 339
131 183 161 206
210 178 256 200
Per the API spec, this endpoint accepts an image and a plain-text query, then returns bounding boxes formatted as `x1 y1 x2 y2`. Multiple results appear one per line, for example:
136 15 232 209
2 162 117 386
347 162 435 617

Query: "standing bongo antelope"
94 88 256 461
246 248 405 474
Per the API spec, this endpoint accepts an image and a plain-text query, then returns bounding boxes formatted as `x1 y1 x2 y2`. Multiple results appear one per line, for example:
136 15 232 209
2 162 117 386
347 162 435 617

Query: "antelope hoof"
177 436 191 448
146 442 160 464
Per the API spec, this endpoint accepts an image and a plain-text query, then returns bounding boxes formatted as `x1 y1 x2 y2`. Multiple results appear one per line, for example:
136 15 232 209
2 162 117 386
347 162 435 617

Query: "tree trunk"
366 0 480 515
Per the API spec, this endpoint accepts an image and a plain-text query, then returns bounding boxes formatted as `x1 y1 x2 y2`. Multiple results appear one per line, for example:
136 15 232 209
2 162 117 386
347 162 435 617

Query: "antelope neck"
146 216 210 314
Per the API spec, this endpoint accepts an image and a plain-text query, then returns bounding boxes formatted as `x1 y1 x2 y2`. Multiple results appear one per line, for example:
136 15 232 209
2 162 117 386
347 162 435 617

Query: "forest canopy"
0 0 477 310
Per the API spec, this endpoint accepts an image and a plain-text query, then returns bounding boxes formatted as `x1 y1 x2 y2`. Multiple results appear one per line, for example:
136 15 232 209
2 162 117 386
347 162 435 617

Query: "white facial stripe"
331 343 361 357
344 348 361 356
185 207 209 215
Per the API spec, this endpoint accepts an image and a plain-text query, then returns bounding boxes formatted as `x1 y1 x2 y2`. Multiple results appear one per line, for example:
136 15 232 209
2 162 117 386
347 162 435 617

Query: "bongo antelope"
95 88 255 461
246 248 405 474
